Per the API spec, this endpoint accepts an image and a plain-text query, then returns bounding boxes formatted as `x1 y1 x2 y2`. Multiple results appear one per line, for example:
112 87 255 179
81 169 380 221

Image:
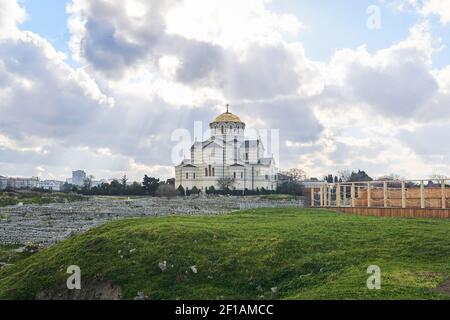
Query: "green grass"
0 191 86 207
0 245 31 265
0 209 449 300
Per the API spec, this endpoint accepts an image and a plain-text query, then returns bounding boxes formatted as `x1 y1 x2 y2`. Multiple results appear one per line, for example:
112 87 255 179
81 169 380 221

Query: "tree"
177 185 186 196
277 181 304 196
166 178 176 186
206 186 216 195
190 186 200 195
82 175 95 192
121 174 128 192
156 184 177 198
280 168 307 183
338 170 351 182
348 170 373 182
217 177 236 191
143 175 160 196
128 182 144 195
109 179 123 195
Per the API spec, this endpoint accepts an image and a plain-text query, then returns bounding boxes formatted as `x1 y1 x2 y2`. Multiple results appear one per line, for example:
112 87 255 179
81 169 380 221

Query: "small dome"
212 105 244 124
212 112 243 123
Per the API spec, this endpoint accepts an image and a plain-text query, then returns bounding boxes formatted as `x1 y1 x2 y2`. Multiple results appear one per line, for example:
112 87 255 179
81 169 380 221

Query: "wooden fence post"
328 186 332 207
367 182 371 208
311 188 315 207
383 181 388 208
351 183 355 207
320 186 324 207
420 180 425 209
336 184 341 207
401 181 406 209
442 179 447 209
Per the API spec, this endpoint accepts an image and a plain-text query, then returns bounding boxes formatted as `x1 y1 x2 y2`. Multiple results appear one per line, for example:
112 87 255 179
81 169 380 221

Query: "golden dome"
212 105 243 123
213 112 243 123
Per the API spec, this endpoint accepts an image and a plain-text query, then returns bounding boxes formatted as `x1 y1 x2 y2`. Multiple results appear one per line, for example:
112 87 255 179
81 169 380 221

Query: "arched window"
212 168 215 176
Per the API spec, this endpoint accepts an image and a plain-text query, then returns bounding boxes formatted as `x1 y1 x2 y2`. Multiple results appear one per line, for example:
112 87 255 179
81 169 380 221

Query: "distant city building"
39 180 64 191
0 176 7 190
0 176 40 190
72 170 87 187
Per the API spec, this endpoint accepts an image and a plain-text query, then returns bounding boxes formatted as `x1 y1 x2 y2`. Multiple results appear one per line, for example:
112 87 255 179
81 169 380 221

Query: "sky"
1 0 450 182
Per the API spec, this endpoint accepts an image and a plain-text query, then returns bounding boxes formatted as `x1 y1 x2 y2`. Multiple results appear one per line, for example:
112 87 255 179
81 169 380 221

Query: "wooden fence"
311 179 450 212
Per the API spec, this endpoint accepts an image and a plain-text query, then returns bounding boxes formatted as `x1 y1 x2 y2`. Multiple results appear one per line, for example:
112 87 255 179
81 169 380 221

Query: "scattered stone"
0 196 304 246
190 266 198 274
134 291 148 300
271 287 278 294
129 249 136 254
0 262 12 269
159 261 167 272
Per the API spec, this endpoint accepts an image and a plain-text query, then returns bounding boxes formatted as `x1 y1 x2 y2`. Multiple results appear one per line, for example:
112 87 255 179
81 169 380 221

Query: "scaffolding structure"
311 179 450 210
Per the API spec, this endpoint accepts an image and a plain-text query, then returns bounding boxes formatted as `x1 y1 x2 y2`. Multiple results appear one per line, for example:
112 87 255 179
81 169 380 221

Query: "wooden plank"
337 184 341 207
401 181 406 209
421 180 425 209
367 182 371 208
320 186 323 207
328 186 332 207
384 181 388 208
351 183 355 208
328 207 450 220
442 179 446 209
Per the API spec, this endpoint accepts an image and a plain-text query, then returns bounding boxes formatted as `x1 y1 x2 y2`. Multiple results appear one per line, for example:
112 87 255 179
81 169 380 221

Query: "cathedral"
175 106 278 193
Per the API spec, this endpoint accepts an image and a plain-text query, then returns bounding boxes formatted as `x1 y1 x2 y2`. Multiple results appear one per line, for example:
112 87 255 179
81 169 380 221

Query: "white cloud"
166 0 302 51
421 0 450 25
0 0 26 38
1 0 450 181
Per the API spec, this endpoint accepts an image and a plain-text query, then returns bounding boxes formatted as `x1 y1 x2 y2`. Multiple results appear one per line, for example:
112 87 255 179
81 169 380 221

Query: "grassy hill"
0 209 449 300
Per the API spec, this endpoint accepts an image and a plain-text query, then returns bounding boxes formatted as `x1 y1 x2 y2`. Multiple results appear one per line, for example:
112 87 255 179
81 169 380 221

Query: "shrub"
177 185 186 197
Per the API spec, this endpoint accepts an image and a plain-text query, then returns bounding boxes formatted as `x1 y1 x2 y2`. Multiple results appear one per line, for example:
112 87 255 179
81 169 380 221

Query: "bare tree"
338 170 351 182
83 175 95 190
280 168 307 183
217 177 236 190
